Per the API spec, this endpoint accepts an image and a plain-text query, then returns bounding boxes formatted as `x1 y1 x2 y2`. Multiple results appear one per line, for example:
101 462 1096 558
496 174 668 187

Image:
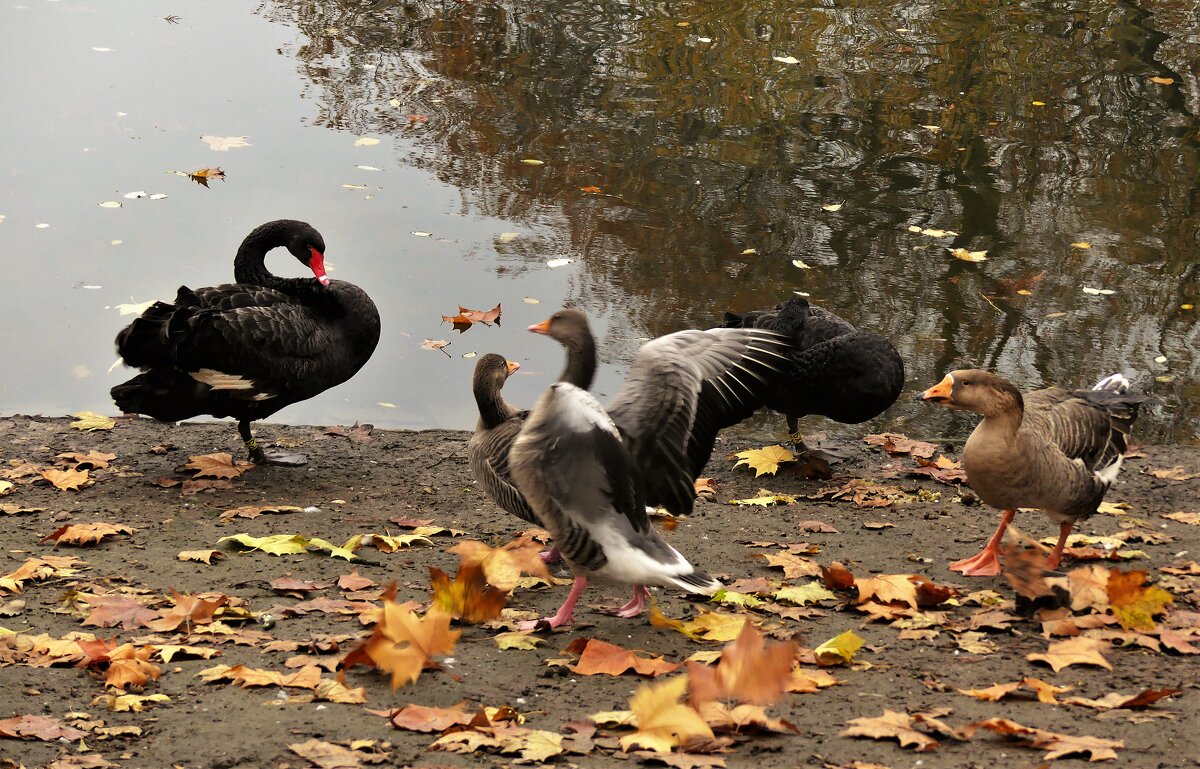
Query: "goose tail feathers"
668 569 723 596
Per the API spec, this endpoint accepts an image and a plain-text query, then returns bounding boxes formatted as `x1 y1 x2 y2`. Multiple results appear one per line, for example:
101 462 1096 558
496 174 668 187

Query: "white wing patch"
1094 453 1123 485
553 382 619 436
191 368 256 390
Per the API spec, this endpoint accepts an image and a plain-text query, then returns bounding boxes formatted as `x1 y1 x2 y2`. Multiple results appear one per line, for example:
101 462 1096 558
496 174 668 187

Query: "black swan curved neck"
233 220 310 287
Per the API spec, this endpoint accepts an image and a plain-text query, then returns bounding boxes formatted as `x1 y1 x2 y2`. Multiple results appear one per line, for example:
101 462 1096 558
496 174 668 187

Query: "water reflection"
262 0 1198 442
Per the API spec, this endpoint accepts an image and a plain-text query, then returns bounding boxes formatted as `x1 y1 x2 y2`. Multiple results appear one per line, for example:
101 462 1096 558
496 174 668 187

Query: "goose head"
920 369 1024 417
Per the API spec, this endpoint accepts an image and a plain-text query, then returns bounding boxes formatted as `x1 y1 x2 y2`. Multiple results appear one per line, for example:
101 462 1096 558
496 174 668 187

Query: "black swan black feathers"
722 297 904 449
111 219 380 466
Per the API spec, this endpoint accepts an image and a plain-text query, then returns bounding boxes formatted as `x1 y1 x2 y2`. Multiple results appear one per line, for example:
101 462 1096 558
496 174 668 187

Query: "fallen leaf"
686 621 797 706
56 450 117 470
568 637 680 678
182 452 253 479
1162 512 1200 525
1063 688 1181 711
619 676 714 753
201 135 251 151
839 709 939 752
962 717 1123 762
1145 466 1199 481
0 714 88 741
341 597 460 689
863 433 938 458
430 564 507 623
948 247 988 262
494 631 544 650
40 468 93 491
71 411 115 431
81 594 158 630
649 604 752 643
218 532 310 556
761 552 821 579
731 445 796 477
813 630 865 666
41 521 133 546
219 503 304 521
448 536 552 592
1026 636 1112 672
0 555 84 593
1106 570 1173 631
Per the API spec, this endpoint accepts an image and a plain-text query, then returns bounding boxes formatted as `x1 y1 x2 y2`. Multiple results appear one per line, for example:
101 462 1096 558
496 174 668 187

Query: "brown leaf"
187 166 226 187
442 303 502 332
568 637 680 678
338 568 377 591
219 503 304 521
1026 636 1112 672
1161 511 1200 525
839 709 939 752
56 450 117 470
856 574 919 609
178 549 223 564
962 717 1123 762
821 562 856 591
761 551 821 579
382 702 474 732
182 452 253 479
145 590 228 632
909 454 968 484
82 594 159 630
41 521 134 546
448 536 552 591
1145 466 1199 481
40 467 92 491
1106 569 1173 631
863 433 938 458
686 621 797 706
1063 688 1181 711
0 714 89 741
324 422 373 443
430 564 507 623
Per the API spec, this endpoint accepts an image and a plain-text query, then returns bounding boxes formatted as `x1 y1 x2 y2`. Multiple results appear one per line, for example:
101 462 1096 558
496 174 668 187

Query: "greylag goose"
722 297 904 450
505 308 790 627
467 354 539 526
111 220 380 466
920 369 1148 575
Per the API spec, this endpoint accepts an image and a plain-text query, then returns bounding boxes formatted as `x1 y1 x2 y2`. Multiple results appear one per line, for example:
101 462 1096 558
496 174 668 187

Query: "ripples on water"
2 1 1196 444
263 0 1198 442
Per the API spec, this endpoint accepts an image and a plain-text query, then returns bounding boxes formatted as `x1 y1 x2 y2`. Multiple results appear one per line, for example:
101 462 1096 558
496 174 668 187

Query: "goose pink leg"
1046 521 1074 570
950 508 1016 576
610 585 651 618
539 546 562 564
518 575 587 630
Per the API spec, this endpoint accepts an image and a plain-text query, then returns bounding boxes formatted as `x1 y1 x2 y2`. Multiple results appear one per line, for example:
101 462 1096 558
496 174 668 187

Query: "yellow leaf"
308 535 363 561
619 676 713 753
1107 570 1173 631
70 411 115 431
218 533 310 556
178 550 223 564
948 247 988 262
520 158 545 166
40 468 92 491
813 629 865 665
731 445 796 477
493 631 544 650
649 603 751 642
1031 100 1046 106
1070 241 1092 249
774 583 836 605
1149 76 1174 85
729 492 795 506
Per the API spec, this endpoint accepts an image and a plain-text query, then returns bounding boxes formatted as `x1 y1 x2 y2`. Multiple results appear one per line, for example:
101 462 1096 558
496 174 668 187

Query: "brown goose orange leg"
950 508 1016 576
1046 521 1074 570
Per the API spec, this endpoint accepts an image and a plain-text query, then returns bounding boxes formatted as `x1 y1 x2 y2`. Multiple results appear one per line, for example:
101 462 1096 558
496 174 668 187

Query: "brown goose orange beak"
505 360 521 375
528 318 552 335
920 374 954 404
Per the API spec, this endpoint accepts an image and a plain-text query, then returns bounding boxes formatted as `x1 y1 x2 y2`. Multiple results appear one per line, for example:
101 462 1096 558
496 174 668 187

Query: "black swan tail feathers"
114 301 177 369
111 370 206 423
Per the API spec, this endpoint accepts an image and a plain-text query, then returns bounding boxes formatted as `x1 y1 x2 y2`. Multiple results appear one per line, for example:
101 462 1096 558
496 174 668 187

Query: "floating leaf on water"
921 228 949 237
92 47 113 52
421 339 449 351
520 158 545 166
698 36 712 42
342 183 368 190
793 290 811 297
522 297 540 304
948 247 988 262
907 225 923 233
1070 241 1092 249
388 98 400 107
497 232 520 243
356 165 381 171
792 259 811 269
411 231 431 237
408 114 429 124
821 202 843 211
1149 76 1174 85
773 55 800 64
579 185 602 193
1180 303 1192 310
1154 355 1167 364
124 191 147 199
111 240 122 245
1031 100 1046 106
546 258 572 268
1045 311 1067 318
148 193 167 200
99 201 122 208
354 137 381 146
920 125 941 133
36 223 50 229
1155 375 1175 383
115 300 156 316
200 135 250 151
1082 287 1115 296
741 248 758 254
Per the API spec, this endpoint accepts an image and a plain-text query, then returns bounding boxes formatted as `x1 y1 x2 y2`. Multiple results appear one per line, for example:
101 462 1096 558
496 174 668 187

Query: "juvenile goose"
504 308 792 627
466 354 539 527
723 297 904 450
920 369 1148 575
111 220 380 466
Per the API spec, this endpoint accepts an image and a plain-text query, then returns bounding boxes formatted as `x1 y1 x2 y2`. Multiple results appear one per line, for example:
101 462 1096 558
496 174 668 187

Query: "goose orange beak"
528 318 552 335
920 374 954 404
505 360 521 375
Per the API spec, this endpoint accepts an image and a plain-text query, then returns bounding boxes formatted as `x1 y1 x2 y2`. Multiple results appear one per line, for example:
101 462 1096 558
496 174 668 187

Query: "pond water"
2 0 1197 444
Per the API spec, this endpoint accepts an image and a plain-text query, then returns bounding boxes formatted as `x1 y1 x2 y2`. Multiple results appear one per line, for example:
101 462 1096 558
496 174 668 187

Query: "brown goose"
506 308 792 627
467 354 535 525
920 369 1148 575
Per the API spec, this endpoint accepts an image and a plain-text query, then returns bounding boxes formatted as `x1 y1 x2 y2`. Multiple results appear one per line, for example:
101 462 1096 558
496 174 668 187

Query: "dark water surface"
2 1 1197 443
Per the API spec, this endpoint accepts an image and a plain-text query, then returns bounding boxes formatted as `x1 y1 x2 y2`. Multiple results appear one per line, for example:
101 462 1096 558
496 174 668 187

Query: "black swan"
722 297 905 451
920 370 1149 575
110 219 380 466
503 308 790 627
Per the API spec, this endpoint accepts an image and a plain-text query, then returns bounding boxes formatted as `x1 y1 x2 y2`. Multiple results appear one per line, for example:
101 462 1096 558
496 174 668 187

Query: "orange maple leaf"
342 595 460 689
447 536 551 591
566 638 680 678
41 522 134 546
1106 569 1174 631
429 564 507 623
1026 636 1112 672
145 590 228 632
686 621 797 706
181 452 253 479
